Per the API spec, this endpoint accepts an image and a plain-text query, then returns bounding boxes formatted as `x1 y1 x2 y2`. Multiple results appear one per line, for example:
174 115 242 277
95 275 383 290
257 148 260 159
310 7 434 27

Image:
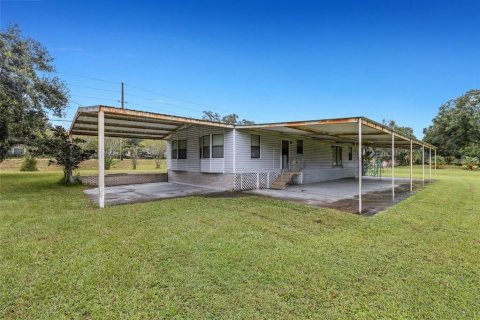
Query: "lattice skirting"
234 171 281 190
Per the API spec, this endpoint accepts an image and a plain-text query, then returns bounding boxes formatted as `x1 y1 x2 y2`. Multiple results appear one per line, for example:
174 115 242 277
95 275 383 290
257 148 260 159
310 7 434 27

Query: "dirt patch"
329 181 431 215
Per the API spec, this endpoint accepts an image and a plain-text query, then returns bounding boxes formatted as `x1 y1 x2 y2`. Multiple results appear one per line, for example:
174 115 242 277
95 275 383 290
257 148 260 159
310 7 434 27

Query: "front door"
281 140 289 170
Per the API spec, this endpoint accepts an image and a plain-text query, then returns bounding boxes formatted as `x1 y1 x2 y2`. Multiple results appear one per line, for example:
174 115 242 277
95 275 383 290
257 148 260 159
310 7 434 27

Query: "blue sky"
1 0 479 137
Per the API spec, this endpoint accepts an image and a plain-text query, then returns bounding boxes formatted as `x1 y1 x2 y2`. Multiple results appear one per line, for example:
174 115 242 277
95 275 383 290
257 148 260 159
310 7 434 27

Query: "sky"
1 0 479 138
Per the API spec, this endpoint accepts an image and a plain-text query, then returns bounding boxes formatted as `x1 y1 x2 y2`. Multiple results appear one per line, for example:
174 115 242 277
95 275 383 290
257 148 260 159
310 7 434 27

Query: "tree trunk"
64 168 74 184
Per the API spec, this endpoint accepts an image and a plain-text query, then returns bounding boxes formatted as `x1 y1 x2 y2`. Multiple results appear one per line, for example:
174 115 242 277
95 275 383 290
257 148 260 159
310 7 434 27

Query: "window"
178 140 187 159
201 135 210 159
348 147 353 161
172 140 178 159
332 146 342 166
297 140 304 154
251 135 260 158
172 140 187 159
212 134 224 158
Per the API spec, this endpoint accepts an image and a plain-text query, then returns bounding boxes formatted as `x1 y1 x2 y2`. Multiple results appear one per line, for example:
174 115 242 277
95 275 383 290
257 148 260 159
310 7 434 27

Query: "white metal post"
98 110 105 208
358 118 362 214
429 148 432 181
434 149 437 178
391 132 395 200
410 139 413 192
422 144 425 187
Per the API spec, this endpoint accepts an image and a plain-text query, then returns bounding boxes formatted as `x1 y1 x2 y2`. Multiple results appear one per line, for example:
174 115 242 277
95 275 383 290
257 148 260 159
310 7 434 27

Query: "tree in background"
126 139 143 169
202 111 254 125
381 119 416 166
0 25 69 160
382 119 416 139
143 140 166 169
35 126 94 184
423 89 480 161
81 136 123 170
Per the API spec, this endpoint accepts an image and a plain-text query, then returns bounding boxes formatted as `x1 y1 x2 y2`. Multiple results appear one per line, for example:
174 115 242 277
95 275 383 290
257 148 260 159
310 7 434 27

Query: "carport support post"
429 148 432 181
98 110 105 208
434 149 437 178
391 132 395 201
422 144 425 187
358 118 362 214
410 139 413 192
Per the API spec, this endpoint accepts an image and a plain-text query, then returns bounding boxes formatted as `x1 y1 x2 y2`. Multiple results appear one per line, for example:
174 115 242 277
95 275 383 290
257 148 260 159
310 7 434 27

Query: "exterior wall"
78 173 168 187
167 125 235 188
167 170 234 190
166 125 359 189
235 129 358 183
167 125 234 174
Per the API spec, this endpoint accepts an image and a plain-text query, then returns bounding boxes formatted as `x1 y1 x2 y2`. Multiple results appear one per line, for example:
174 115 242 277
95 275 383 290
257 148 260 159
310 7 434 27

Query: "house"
70 106 436 211
166 122 358 190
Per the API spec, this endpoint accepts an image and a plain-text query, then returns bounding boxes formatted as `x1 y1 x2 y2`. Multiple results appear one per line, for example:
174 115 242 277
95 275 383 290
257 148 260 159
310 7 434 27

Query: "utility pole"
121 82 125 109
120 82 124 160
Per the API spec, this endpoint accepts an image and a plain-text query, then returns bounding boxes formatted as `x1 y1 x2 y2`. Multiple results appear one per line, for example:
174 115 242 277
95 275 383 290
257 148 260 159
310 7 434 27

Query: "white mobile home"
70 106 436 211
167 124 358 190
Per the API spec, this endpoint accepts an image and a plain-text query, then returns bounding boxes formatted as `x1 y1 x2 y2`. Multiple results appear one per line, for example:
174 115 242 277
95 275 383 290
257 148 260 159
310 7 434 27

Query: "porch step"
271 171 301 190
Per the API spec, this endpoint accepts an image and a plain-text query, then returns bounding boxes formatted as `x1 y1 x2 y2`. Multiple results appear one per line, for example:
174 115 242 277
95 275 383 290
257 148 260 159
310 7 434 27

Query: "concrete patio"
84 182 220 205
246 177 426 214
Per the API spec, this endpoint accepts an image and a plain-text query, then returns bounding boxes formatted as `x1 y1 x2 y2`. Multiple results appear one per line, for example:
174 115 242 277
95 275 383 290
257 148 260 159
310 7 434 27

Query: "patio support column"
410 139 413 193
422 144 425 187
98 110 105 208
429 147 432 181
434 149 437 178
391 132 395 201
358 118 362 214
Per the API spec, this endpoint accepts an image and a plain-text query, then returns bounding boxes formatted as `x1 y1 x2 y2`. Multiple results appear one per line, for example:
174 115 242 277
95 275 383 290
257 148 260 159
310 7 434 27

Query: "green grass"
0 167 479 319
0 158 166 175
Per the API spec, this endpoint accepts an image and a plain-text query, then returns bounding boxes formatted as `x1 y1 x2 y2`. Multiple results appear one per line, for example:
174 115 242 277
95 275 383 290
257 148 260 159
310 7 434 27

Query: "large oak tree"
0 25 69 160
423 90 480 160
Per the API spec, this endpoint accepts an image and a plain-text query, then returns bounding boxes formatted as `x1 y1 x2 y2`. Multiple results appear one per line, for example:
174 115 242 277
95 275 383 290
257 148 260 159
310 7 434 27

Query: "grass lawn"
0 167 479 319
0 158 166 175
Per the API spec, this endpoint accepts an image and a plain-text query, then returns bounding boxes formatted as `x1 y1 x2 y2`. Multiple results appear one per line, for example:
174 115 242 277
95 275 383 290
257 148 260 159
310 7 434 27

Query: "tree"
202 111 221 122
35 126 94 184
423 89 480 159
382 119 416 139
143 140 166 169
126 139 143 169
0 25 69 160
202 111 254 125
80 136 122 170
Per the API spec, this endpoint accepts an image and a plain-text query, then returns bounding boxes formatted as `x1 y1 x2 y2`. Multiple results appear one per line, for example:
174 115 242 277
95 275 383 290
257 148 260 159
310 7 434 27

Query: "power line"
71 94 119 102
52 71 120 84
125 92 205 113
125 83 230 113
67 83 119 93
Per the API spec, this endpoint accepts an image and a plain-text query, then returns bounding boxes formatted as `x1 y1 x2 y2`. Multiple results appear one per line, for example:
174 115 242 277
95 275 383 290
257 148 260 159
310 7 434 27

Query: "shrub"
462 156 479 171
20 154 38 171
435 155 447 169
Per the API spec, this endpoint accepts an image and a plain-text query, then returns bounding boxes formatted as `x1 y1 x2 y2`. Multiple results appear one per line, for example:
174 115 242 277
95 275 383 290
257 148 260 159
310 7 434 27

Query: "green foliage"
424 89 480 159
461 143 480 159
0 25 69 161
462 156 479 170
202 110 254 125
19 154 38 171
435 155 447 168
382 119 416 139
126 138 143 170
34 126 94 184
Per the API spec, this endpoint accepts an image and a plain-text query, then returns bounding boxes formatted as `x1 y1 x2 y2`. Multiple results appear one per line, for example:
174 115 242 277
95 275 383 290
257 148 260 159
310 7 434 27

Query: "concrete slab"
84 182 220 205
246 177 428 215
